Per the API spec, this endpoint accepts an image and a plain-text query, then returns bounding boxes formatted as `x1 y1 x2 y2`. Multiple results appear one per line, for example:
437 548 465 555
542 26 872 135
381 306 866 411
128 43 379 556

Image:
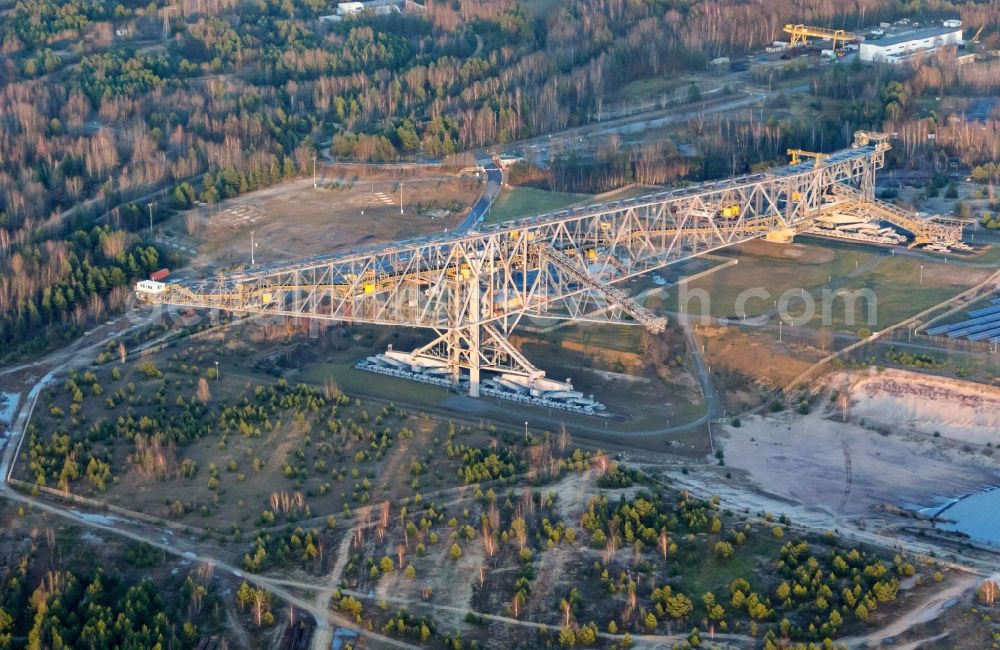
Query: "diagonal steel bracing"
543 247 667 333
139 132 911 399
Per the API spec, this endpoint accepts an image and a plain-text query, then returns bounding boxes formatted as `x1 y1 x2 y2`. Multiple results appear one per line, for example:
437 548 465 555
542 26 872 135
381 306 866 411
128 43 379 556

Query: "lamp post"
524 421 528 441
920 265 925 286
214 360 220 381
313 156 317 188
400 183 404 214
250 230 257 266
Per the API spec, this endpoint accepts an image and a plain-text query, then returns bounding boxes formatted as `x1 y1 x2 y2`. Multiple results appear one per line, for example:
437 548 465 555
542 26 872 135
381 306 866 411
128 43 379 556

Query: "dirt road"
0 312 418 650
838 574 979 648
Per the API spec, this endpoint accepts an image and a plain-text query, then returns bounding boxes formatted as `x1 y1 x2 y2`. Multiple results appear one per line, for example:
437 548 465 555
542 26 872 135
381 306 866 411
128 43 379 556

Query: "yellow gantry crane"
787 149 830 167
144 132 956 409
783 24 858 50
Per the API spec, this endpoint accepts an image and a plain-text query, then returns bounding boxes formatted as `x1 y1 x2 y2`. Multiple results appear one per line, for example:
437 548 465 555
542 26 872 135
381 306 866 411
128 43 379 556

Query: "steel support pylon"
137 132 944 408
396 320 546 394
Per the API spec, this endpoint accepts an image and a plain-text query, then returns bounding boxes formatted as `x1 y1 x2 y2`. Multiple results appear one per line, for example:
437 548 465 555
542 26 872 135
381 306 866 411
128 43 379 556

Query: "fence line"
783 269 1000 395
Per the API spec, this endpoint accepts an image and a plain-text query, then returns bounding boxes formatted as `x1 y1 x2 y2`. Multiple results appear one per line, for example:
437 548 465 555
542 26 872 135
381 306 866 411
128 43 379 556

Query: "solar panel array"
927 296 1000 343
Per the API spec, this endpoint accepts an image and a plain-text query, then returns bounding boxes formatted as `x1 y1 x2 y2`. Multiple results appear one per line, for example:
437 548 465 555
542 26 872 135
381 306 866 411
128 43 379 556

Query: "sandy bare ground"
716 372 1000 523
847 368 1000 444
163 175 482 274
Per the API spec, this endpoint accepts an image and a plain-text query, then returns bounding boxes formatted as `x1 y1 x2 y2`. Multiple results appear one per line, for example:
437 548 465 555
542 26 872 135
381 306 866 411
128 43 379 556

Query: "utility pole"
250 230 256 266
161 5 173 40
400 183 404 214
148 202 155 239
313 156 317 188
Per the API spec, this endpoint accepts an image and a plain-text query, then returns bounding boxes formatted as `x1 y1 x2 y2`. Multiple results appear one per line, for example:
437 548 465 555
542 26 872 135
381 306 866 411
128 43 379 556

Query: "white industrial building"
319 0 412 22
322 0 416 20
859 26 964 64
337 1 364 14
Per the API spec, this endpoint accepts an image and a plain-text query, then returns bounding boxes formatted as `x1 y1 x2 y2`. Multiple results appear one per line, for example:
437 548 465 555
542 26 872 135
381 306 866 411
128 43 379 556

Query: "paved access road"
457 159 502 231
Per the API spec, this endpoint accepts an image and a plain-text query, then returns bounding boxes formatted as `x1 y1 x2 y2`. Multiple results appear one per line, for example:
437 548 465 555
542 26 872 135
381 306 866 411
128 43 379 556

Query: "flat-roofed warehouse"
860 26 964 63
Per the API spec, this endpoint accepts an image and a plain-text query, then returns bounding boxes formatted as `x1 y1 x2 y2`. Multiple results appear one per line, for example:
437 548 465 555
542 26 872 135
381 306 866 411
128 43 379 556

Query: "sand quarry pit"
847 368 1000 444
716 369 1000 523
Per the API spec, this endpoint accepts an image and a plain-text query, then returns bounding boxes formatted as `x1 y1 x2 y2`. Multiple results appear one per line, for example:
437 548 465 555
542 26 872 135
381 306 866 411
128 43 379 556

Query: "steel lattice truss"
140 132 911 398
827 185 965 246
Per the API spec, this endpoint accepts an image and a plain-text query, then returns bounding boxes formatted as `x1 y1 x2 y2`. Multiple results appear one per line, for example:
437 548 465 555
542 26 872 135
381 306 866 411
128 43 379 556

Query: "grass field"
966 242 1000 265
297 361 452 406
671 528 783 598
830 256 988 330
483 187 590 224
670 240 875 322
666 240 990 333
284 321 712 443
613 77 680 102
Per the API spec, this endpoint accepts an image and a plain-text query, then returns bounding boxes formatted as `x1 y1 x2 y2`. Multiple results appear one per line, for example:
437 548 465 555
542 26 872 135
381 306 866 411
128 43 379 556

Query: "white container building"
859 26 963 64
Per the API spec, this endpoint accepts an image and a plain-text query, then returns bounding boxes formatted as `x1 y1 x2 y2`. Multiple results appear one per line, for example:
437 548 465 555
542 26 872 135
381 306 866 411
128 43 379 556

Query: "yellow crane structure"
787 149 830 168
783 24 858 50
136 132 965 409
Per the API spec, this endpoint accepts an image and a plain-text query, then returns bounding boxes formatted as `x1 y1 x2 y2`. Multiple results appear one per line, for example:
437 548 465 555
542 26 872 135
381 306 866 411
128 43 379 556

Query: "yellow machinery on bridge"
825 185 966 248
787 149 830 168
783 24 858 50
136 132 963 409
